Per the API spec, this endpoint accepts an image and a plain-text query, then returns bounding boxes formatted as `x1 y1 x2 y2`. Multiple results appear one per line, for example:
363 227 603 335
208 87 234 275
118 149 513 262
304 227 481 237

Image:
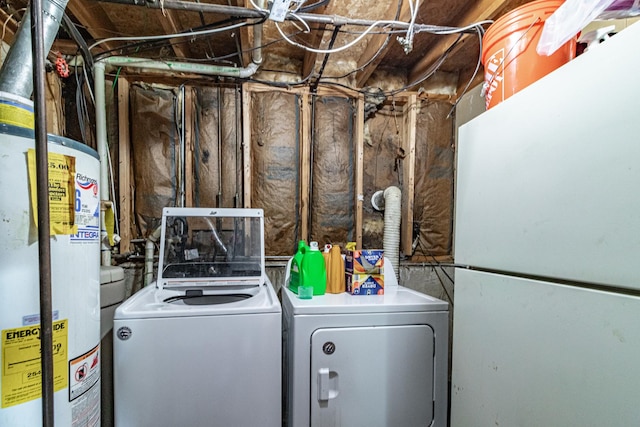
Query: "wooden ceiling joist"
0 8 18 45
156 10 191 58
67 0 121 53
408 0 511 85
355 0 412 88
301 4 328 80
229 0 252 67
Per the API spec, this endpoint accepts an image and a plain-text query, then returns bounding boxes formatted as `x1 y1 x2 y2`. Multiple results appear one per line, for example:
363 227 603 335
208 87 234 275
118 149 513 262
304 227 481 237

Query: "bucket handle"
482 16 542 98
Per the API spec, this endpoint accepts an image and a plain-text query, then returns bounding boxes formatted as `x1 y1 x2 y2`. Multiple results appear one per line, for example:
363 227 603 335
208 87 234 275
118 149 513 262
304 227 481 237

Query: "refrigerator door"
455 22 640 291
451 269 640 427
310 325 434 427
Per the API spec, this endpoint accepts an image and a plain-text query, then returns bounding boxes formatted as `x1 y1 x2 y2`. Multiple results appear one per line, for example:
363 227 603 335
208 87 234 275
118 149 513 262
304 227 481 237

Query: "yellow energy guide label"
2 320 68 408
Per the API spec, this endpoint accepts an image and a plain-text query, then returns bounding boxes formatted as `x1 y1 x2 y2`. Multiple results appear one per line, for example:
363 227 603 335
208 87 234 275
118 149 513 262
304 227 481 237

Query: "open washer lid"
157 207 265 289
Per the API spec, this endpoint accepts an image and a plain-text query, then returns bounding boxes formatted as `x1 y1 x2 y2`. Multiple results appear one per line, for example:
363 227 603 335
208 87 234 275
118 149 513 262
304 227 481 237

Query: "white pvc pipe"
94 61 112 267
383 186 402 280
100 57 260 78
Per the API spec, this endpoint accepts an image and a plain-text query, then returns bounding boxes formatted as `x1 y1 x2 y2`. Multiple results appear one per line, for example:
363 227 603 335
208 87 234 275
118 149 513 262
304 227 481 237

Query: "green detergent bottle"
301 241 327 296
288 240 308 294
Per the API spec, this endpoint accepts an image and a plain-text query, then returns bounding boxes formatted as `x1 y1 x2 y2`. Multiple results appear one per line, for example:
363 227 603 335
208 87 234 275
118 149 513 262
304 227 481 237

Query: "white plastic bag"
536 0 615 56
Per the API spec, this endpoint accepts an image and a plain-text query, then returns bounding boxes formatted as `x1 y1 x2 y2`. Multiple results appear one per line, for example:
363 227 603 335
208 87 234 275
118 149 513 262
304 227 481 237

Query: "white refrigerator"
451 22 640 426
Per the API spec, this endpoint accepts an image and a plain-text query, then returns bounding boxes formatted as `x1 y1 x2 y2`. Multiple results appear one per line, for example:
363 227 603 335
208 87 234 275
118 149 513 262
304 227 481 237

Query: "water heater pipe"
372 186 402 280
0 0 69 98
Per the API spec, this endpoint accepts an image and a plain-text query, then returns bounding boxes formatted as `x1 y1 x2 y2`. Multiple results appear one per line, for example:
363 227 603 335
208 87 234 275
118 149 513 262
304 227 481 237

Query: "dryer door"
310 325 434 427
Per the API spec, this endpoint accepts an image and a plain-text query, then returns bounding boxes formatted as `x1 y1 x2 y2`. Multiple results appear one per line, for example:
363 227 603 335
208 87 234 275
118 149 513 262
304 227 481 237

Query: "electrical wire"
92 16 264 62
88 21 250 52
1 8 25 61
275 18 406 54
447 24 484 118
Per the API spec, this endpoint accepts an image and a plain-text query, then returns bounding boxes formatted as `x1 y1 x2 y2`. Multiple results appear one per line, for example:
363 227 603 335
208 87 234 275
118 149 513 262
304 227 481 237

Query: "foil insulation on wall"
310 96 355 248
194 86 241 209
250 91 300 256
130 85 178 237
413 101 454 257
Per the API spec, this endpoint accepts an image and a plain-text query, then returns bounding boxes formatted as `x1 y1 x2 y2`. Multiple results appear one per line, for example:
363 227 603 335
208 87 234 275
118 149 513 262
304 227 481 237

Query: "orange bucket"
482 0 576 109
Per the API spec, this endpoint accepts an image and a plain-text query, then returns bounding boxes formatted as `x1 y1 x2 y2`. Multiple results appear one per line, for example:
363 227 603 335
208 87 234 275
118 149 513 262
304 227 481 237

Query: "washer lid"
157 208 265 288
282 286 448 315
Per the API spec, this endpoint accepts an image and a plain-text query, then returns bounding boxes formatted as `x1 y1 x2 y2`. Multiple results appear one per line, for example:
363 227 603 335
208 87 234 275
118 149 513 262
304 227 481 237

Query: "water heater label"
71 172 100 244
68 344 100 402
1 320 69 408
27 149 78 235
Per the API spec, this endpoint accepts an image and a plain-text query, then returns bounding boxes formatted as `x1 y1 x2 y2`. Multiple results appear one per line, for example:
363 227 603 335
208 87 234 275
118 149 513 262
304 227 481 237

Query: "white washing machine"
282 265 449 427
113 208 281 427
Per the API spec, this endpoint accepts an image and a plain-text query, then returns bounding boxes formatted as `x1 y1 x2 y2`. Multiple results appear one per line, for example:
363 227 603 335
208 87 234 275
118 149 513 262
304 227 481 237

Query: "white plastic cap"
310 241 319 250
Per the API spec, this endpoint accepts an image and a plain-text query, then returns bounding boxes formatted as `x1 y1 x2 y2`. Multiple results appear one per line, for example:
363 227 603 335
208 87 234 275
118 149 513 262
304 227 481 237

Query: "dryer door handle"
317 368 339 401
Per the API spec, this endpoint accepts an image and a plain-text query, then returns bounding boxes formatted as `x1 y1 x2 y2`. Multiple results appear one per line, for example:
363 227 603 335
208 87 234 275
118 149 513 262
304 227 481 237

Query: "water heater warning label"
69 344 100 401
27 149 78 235
1 320 68 408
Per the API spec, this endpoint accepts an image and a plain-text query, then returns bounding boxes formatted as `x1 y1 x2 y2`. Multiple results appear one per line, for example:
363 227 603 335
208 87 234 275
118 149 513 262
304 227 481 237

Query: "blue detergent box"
345 249 384 274
346 273 384 295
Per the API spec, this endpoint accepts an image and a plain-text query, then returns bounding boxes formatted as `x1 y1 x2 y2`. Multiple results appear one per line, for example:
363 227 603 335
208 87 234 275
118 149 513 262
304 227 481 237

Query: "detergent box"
345 249 384 274
346 273 384 295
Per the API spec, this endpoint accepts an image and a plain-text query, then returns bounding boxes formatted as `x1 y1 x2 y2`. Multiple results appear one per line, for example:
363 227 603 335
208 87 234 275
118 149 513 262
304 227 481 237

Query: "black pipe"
31 0 55 424
310 25 340 93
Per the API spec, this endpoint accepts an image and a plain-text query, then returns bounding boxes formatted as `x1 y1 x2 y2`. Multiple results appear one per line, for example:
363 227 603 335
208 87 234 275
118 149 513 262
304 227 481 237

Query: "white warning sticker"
68 344 100 402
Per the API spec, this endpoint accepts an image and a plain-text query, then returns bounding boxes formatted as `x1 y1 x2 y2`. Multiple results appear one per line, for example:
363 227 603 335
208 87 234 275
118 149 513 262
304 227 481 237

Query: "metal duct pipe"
0 0 69 98
372 186 402 280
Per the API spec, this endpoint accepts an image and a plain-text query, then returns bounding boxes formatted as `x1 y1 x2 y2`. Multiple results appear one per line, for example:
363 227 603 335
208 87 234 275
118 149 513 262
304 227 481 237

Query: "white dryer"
113 208 281 427
282 266 449 427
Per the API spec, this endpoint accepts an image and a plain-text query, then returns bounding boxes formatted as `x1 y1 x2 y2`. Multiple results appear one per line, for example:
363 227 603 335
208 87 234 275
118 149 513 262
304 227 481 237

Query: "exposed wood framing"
51 40 80 56
45 72 65 135
117 77 132 253
67 0 121 52
355 0 412 88
229 0 252 67
299 93 311 241
301 3 329 79
242 85 252 208
354 96 364 249
408 0 510 84
184 86 194 207
402 94 417 257
0 8 18 45
156 10 191 58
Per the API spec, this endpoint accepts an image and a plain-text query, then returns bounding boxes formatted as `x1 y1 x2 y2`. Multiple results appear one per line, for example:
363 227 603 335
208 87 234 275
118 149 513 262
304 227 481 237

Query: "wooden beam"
156 10 191 58
229 0 252 67
355 0 412 88
242 84 252 208
354 96 364 249
0 8 18 45
67 0 120 53
301 4 329 79
408 0 511 84
51 39 80 56
299 93 311 242
401 94 417 257
45 72 65 135
117 77 132 253
184 87 194 206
